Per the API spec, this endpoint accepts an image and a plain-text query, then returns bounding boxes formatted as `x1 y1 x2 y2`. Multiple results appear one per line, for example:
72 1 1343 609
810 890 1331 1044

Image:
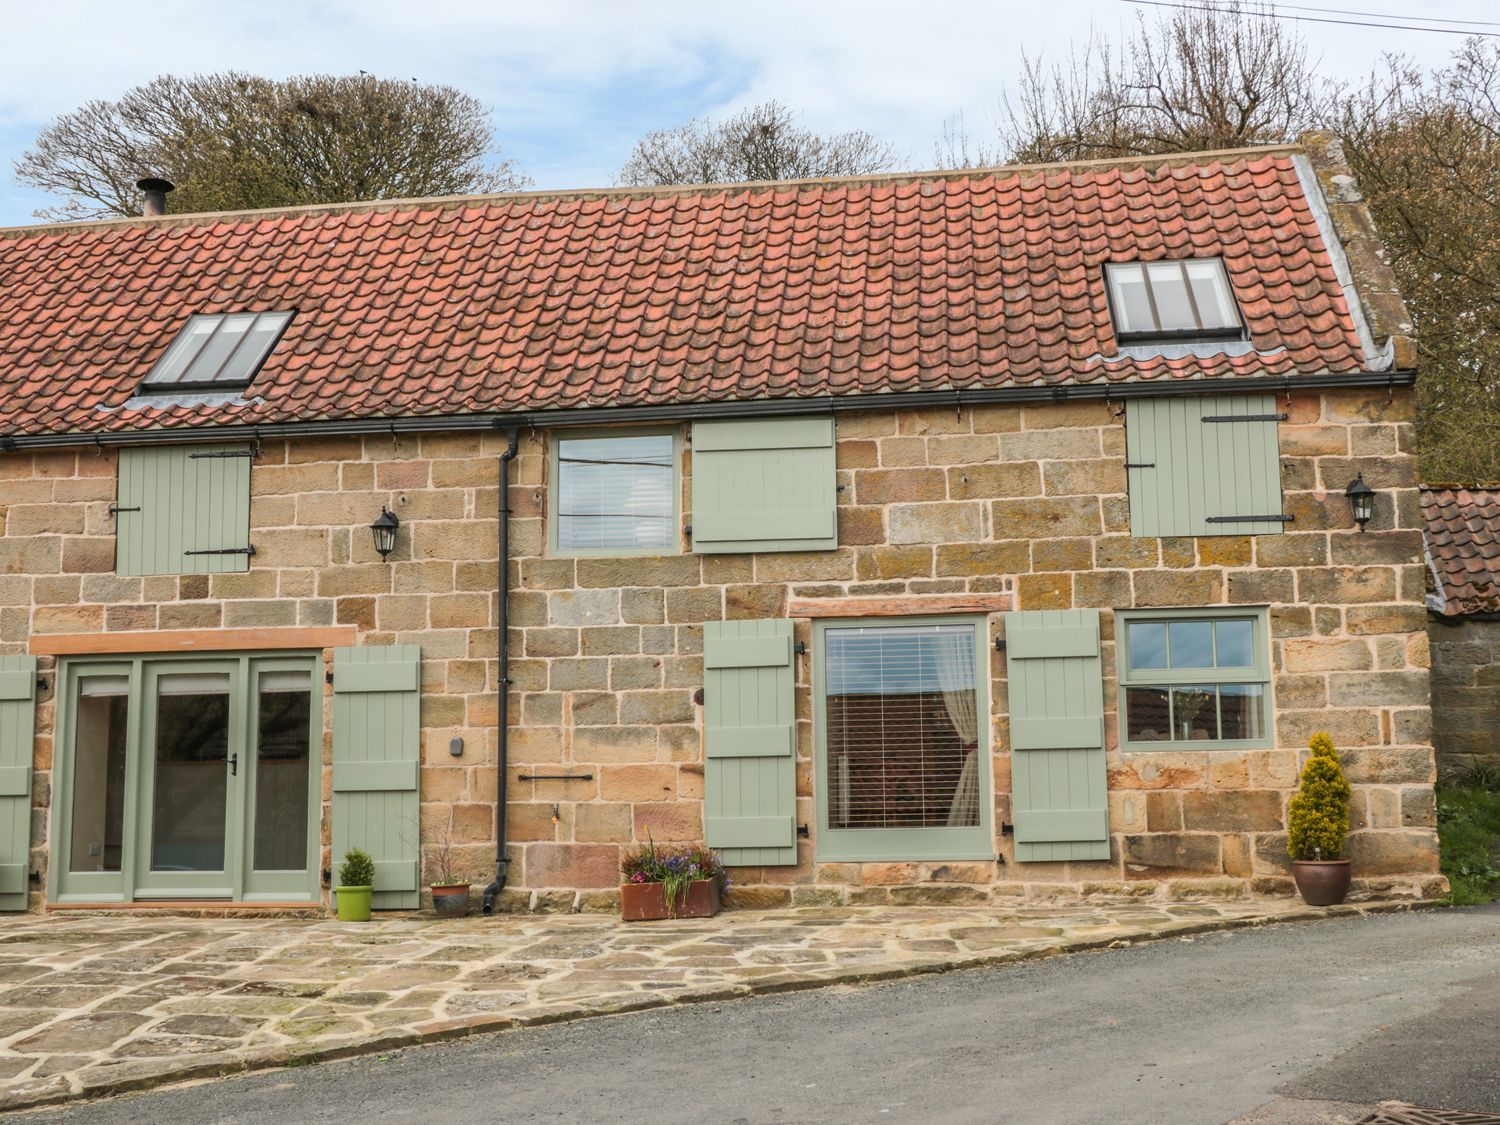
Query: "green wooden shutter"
690 417 837 553
703 619 798 865
1004 610 1110 862
0 657 36 910
116 444 254 576
1125 394 1286 537
332 646 421 908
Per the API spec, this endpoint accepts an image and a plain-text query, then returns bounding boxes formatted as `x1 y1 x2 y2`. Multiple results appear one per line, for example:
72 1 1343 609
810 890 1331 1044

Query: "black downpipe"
482 428 521 915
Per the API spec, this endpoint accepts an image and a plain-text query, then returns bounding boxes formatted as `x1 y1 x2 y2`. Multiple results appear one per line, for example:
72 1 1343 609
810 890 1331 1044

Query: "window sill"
548 548 683 559
1119 740 1274 754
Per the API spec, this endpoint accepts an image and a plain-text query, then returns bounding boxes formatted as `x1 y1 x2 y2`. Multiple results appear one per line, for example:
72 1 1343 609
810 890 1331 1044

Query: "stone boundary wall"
0 388 1443 911
1429 616 1500 777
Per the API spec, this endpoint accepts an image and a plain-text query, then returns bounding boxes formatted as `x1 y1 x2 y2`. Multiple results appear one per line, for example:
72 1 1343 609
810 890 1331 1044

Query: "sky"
0 0 1494 225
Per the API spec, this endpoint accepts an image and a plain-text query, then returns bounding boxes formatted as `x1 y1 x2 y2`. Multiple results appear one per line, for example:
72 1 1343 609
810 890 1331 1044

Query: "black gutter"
481 427 521 916
0 370 1415 450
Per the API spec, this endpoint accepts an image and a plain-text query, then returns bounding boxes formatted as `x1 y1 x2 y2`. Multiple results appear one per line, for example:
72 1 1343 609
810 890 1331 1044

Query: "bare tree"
937 1 1328 167
1337 42 1500 480
16 72 530 221
618 100 899 186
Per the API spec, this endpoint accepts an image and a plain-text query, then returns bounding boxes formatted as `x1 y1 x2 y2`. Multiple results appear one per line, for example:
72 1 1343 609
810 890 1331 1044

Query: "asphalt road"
13 905 1499 1125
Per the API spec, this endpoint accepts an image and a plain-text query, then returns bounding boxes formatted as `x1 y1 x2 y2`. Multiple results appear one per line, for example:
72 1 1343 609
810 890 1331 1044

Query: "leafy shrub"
1437 779 1500 906
338 848 376 888
621 835 727 916
1287 732 1351 861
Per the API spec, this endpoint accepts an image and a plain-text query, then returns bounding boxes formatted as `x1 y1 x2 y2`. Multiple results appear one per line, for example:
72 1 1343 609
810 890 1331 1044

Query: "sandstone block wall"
1 431 512 908
1429 616 1500 776
0 388 1444 911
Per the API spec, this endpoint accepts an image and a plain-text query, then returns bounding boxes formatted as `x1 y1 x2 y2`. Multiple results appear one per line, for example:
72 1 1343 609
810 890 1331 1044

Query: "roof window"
142 311 293 392
1105 259 1242 342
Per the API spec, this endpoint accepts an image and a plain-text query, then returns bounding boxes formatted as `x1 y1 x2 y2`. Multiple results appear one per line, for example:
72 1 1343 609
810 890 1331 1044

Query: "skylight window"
143 312 293 391
1105 259 1242 342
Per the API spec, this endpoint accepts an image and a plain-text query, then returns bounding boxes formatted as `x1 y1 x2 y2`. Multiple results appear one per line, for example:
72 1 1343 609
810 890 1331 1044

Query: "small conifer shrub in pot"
336 848 376 922
1287 733 1353 906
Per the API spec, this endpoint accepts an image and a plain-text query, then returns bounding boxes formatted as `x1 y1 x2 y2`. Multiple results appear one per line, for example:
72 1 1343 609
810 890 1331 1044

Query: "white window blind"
825 624 980 830
554 433 675 552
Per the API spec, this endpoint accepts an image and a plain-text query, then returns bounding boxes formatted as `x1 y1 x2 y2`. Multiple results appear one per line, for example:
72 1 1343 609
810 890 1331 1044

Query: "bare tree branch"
15 72 530 221
617 100 900 186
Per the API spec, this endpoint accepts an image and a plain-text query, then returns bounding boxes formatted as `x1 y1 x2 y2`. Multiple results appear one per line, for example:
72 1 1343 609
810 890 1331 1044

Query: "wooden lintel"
788 594 1012 619
29 626 359 656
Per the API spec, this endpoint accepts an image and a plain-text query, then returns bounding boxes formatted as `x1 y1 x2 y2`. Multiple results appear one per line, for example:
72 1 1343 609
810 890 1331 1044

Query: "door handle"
221 752 238 777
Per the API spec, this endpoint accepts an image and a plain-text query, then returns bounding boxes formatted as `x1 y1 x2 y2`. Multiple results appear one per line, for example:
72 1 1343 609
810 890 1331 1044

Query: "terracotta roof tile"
0 152 1370 438
1422 487 1500 616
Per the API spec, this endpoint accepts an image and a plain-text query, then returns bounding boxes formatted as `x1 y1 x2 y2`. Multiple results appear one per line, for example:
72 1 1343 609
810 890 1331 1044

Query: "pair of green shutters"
703 610 1110 864
689 397 1283 547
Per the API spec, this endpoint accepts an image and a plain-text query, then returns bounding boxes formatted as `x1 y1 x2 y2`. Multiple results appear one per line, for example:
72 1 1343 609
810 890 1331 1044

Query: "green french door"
51 653 320 904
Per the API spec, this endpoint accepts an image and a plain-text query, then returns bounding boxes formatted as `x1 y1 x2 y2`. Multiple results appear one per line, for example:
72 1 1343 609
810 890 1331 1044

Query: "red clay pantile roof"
1422 486 1500 616
0 148 1372 438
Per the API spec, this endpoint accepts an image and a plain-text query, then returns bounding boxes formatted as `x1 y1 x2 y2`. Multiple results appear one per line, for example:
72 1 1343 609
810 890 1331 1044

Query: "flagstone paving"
0 896 1433 1114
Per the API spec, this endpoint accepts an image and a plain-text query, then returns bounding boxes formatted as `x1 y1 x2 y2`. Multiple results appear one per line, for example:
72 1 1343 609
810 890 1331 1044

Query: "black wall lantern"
1345 473 1376 532
370 507 401 559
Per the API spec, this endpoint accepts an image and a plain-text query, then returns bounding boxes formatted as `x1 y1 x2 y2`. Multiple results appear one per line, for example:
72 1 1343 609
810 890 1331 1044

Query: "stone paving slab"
0 897 1434 1114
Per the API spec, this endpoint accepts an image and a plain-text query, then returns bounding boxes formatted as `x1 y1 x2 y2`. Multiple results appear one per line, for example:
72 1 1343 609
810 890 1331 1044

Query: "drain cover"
1358 1106 1500 1125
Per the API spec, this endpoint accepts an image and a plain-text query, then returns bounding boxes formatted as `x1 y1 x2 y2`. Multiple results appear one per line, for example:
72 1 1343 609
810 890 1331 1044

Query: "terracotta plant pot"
620 878 722 921
1292 859 1352 906
430 883 471 918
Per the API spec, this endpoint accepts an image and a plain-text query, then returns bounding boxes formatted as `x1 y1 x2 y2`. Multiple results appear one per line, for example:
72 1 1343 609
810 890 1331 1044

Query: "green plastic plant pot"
335 885 373 922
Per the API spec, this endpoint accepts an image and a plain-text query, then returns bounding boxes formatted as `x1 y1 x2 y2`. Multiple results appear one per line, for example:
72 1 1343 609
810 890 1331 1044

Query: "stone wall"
502 387 1440 906
1429 616 1500 776
0 387 1444 911
1 431 510 909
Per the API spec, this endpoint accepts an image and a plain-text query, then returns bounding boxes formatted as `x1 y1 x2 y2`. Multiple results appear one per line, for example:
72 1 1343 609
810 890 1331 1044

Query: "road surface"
15 904 1498 1124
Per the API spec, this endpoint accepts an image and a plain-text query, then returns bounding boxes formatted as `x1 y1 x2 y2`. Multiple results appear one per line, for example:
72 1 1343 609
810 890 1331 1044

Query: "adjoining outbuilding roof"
1422 486 1500 617
0 140 1403 441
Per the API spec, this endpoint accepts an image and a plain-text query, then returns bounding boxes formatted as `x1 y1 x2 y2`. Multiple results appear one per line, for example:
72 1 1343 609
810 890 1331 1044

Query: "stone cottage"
0 134 1443 915
1423 486 1500 775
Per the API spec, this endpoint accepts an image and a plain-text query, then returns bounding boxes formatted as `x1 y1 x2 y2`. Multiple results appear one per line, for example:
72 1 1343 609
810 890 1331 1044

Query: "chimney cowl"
136 177 175 217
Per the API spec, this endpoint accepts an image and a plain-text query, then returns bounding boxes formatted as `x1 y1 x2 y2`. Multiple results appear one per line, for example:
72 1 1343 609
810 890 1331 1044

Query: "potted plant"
620 838 727 921
1287 732 1353 906
335 848 375 922
427 818 471 918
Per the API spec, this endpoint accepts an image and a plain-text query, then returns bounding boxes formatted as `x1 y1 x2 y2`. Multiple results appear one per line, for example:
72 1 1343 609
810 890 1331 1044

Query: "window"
143 311 293 391
550 430 678 555
1116 608 1271 750
1106 259 1242 341
815 619 992 862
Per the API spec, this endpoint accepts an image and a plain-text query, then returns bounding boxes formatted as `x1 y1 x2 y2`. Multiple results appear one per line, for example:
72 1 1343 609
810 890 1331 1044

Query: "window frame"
140 311 295 395
1114 606 1273 753
1104 258 1246 344
547 426 682 558
812 615 994 863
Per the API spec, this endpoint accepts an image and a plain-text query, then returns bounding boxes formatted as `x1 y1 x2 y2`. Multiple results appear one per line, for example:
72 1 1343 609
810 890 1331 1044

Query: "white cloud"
1 0 1491 220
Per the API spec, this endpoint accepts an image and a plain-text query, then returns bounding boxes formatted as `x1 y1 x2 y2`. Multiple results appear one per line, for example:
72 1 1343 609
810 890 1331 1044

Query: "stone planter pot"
335 885 373 922
620 878 722 921
430 883 471 918
1292 859 1351 906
